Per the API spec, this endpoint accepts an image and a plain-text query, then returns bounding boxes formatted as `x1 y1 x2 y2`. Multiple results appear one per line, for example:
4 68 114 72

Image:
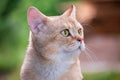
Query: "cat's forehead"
63 18 83 29
48 16 83 29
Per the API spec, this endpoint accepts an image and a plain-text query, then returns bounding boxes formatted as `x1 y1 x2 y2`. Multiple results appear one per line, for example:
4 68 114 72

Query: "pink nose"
77 38 83 42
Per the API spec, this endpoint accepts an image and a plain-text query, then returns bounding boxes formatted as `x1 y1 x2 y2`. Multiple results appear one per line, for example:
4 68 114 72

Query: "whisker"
81 44 100 66
83 50 96 65
85 45 99 62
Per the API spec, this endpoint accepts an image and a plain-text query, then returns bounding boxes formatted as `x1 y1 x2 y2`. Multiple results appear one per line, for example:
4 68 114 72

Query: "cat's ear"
27 6 48 34
62 5 76 18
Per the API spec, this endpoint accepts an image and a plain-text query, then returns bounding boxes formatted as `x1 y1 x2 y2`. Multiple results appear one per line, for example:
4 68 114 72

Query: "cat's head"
27 5 85 60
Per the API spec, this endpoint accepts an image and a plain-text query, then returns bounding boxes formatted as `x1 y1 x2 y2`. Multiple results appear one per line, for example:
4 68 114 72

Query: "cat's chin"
80 42 85 51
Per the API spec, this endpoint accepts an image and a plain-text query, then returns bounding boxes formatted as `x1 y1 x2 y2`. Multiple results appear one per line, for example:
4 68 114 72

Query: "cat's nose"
77 38 83 42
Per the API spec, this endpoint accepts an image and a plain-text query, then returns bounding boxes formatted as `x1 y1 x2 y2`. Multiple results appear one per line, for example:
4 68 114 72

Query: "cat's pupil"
65 30 68 35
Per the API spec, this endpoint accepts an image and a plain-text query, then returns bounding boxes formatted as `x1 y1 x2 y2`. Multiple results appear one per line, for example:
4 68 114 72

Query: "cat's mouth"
63 41 85 53
76 45 82 51
69 42 85 51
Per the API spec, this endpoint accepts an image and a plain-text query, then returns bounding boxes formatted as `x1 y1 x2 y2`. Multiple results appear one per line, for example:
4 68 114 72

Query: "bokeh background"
0 0 120 80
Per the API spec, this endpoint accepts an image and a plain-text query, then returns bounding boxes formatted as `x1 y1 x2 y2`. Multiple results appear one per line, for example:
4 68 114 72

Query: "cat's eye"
78 28 82 35
60 29 70 37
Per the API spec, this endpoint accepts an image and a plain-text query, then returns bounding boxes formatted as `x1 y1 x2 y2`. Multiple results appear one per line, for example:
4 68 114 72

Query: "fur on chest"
33 60 73 80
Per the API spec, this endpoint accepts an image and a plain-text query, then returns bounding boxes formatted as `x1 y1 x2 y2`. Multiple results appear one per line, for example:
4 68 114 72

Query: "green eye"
78 28 82 35
61 29 70 37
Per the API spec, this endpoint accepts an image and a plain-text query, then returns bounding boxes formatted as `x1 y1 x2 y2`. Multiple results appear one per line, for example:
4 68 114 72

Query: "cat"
20 5 85 80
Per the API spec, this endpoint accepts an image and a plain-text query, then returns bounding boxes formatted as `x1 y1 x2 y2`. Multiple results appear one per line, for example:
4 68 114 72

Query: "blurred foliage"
83 72 120 80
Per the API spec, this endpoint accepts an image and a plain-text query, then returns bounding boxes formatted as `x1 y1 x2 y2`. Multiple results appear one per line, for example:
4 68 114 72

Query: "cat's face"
28 5 85 60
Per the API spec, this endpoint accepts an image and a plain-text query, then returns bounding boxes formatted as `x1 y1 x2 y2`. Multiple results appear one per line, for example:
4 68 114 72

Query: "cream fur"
20 5 85 80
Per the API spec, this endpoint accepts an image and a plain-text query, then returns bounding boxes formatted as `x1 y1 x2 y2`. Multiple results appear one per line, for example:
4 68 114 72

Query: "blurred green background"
0 0 120 80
